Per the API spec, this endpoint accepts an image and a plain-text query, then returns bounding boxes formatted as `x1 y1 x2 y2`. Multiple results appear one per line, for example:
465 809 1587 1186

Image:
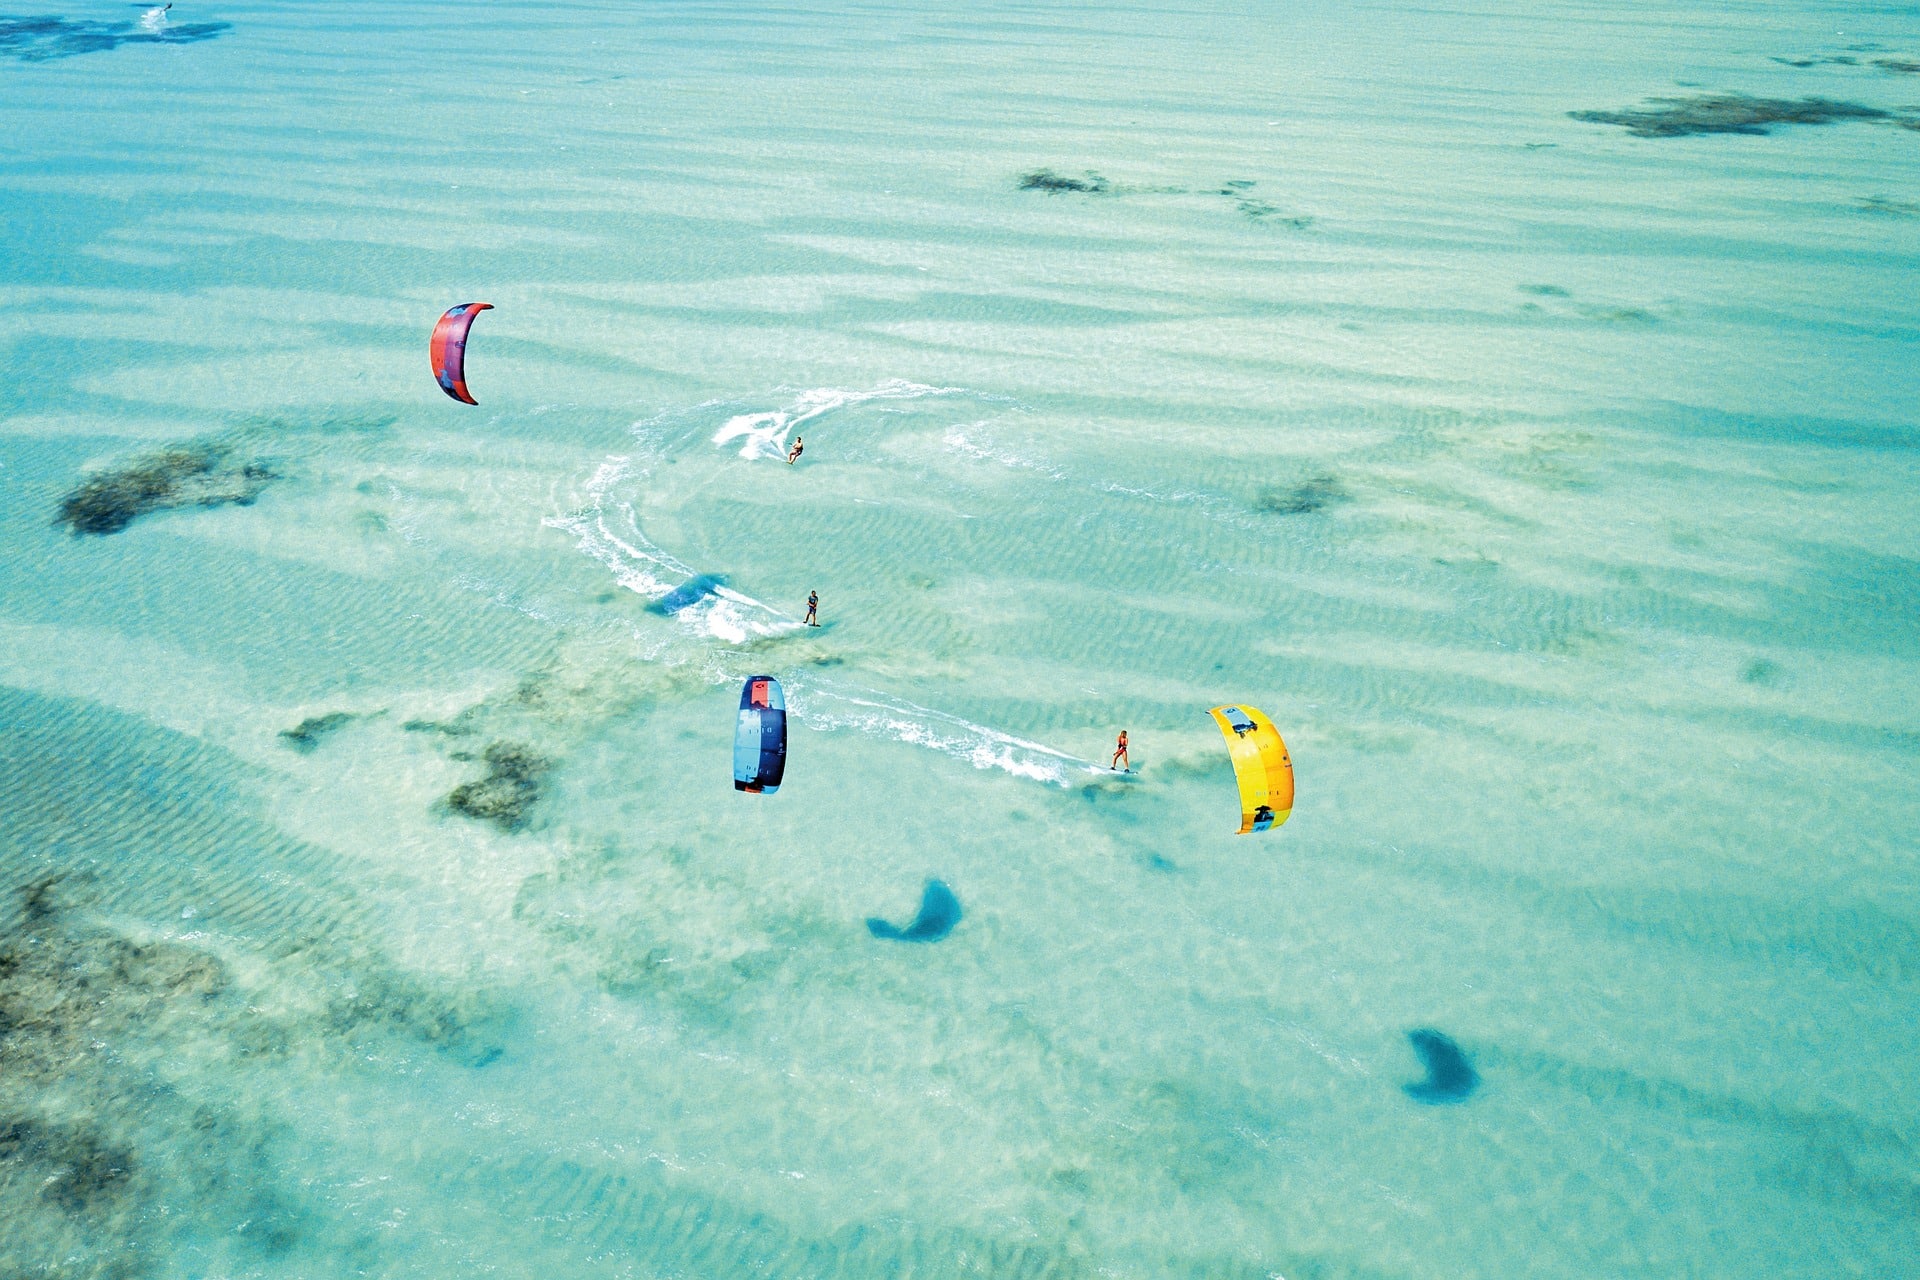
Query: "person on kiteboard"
1111 730 1129 772
786 436 804 465
805 590 819 626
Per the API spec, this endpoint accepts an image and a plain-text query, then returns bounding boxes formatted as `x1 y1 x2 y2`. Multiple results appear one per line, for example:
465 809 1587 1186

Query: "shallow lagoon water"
2 1 1917 1276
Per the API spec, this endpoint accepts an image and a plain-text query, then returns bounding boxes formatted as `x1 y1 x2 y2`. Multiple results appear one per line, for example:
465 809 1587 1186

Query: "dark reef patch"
1019 169 1315 228
1403 1029 1479 1104
1874 58 1920 75
0 1116 137 1215
1569 94 1891 138
444 740 551 832
0 13 230 61
278 712 355 754
56 440 278 536
1254 475 1347 515
1018 168 1111 194
0 866 511 1272
316 963 508 1068
866 879 962 943
403 708 479 736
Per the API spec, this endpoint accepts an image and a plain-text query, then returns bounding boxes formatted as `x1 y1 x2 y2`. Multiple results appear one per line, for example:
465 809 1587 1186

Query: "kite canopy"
429 302 493 404
1207 704 1293 833
733 676 787 793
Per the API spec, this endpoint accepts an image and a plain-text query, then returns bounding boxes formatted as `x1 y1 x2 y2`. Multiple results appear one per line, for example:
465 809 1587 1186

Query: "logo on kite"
429 302 493 405
733 675 787 794
1207 704 1293 834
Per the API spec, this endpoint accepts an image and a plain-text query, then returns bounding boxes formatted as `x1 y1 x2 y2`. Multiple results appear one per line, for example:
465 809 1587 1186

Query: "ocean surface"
3 1 1917 1276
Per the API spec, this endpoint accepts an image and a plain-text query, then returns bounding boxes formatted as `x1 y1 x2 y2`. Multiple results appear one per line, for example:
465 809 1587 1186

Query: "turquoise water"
3 1 1918 1275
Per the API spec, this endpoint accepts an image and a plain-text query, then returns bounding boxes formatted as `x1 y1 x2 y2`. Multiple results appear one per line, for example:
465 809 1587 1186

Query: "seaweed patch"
278 712 356 754
444 740 551 832
56 440 278 536
1254 475 1347 515
1018 168 1111 194
0 13 230 61
1018 169 1316 229
1874 58 1920 75
1569 94 1892 138
1857 194 1920 216
0 870 510 1272
1217 181 1313 227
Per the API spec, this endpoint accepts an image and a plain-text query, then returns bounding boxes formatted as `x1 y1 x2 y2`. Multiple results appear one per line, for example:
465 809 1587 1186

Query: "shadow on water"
0 13 230 61
647 572 727 616
867 880 962 943
1254 475 1347 516
1403 1029 1479 1104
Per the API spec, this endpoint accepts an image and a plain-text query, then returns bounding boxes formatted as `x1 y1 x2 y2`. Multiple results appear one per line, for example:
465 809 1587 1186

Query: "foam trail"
543 456 690 599
783 677 1100 786
544 457 801 644
942 424 1066 479
712 380 964 460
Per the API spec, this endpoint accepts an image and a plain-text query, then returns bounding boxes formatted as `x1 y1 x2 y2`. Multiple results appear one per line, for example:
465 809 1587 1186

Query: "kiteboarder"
1111 730 1129 771
805 590 819 626
786 435 804 465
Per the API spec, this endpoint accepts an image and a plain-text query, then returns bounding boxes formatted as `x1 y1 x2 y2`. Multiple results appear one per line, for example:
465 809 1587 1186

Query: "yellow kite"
1207 705 1294 834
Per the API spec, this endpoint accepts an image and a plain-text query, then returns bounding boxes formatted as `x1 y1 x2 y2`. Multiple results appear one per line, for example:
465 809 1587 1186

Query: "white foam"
139 5 170 33
543 455 799 644
542 455 685 600
783 679 1098 787
943 424 1065 479
711 380 964 460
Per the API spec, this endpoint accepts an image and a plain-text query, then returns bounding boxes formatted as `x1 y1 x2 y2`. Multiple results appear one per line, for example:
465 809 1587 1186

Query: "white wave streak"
712 379 964 460
542 456 798 644
672 584 799 645
943 424 1065 478
784 680 1098 787
543 456 682 598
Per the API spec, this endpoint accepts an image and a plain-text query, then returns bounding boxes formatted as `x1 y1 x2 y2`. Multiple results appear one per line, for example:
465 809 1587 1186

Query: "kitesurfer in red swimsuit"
1111 730 1129 771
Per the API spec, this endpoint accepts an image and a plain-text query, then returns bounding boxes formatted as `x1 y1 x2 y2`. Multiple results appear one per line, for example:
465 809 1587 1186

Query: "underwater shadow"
0 13 230 61
867 879 962 943
1403 1028 1479 1104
